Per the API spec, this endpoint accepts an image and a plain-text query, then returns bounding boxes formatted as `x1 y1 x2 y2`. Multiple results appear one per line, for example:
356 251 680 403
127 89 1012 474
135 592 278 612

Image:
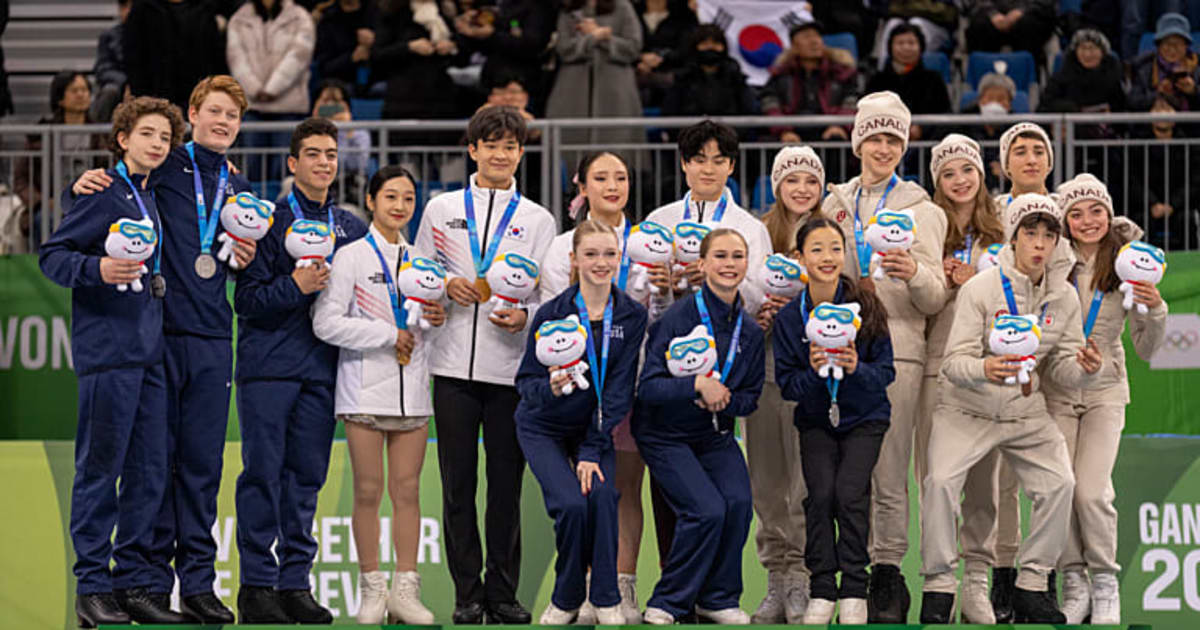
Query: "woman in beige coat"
820 91 948 623
1047 174 1168 625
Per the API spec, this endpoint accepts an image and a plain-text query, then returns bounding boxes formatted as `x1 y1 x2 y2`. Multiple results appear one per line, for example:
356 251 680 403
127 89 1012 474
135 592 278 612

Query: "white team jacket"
414 174 556 386
312 224 436 418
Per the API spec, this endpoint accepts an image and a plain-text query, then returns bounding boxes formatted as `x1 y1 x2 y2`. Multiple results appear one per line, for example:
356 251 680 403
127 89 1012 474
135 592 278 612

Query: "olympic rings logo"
1165 330 1199 350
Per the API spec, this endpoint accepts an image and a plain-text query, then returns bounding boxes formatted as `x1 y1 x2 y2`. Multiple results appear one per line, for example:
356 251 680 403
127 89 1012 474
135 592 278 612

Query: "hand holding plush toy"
535 314 590 395
627 221 674 295
395 251 447 330
486 252 539 311
1115 240 1166 315
988 313 1041 385
104 217 157 292
805 302 860 380
672 221 711 291
215 192 274 269
758 253 807 302
285 218 335 269
864 209 916 281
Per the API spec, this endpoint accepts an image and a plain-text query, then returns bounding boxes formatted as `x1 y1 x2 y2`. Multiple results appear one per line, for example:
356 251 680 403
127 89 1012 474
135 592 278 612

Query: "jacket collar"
186 141 229 172
289 185 334 220
835 175 931 212
469 173 518 198
367 222 406 253
699 282 741 325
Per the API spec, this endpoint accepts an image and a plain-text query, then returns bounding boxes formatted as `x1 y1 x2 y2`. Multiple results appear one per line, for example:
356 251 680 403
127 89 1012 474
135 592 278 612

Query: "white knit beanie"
999 122 1054 176
1055 173 1113 218
930 133 984 182
852 91 911 156
770 145 825 195
1004 193 1063 241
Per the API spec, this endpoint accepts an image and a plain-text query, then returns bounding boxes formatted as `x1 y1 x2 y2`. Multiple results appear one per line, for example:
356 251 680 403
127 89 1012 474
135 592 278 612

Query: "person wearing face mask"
1045 174 1168 625
661 24 757 118
920 134 1007 623
820 90 949 624
744 145 827 624
959 73 1017 192
919 194 1103 624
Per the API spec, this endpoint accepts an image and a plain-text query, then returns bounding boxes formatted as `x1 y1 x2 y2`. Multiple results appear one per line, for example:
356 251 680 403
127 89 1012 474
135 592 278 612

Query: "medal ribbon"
364 233 407 330
682 190 728 223
853 174 898 277
115 161 162 276
574 291 613 429
184 141 228 256
464 184 521 278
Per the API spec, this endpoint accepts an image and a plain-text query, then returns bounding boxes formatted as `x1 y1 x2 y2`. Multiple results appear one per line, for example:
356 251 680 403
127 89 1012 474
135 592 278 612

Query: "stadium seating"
822 32 859 63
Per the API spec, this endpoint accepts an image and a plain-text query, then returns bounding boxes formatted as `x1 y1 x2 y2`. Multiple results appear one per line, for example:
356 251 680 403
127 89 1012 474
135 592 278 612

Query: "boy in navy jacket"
231 117 368 623
41 97 187 627
67 76 257 624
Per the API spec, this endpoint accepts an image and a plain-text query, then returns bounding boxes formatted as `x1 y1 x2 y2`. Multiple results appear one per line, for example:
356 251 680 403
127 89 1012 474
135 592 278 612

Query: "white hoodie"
414 174 556 386
312 224 437 417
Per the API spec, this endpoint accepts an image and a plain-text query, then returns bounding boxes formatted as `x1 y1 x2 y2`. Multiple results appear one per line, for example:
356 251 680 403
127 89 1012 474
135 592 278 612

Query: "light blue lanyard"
363 233 406 330
464 184 520 278
114 161 162 276
1073 278 1105 338
956 232 975 265
574 291 613 429
683 190 728 223
694 289 742 383
798 288 841 406
184 141 227 255
1001 273 1048 322
853 174 898 277
616 221 632 291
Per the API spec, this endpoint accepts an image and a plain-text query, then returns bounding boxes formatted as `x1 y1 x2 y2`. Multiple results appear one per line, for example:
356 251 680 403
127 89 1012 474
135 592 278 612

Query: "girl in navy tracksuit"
39 97 185 627
772 217 895 624
634 228 766 625
515 220 648 625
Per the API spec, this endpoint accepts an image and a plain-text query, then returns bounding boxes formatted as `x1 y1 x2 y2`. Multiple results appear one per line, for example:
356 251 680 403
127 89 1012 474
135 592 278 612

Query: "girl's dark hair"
573 151 630 220
564 0 615 14
688 23 728 52
1064 211 1122 293
48 71 91 120
367 165 418 200
887 22 926 60
795 217 891 343
315 79 352 104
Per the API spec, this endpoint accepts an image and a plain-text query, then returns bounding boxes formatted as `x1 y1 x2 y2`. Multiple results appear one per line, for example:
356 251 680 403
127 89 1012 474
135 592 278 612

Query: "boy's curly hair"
110 96 186 160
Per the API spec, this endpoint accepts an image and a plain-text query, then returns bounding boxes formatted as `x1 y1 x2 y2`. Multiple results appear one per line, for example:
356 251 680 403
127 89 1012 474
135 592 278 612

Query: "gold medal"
475 276 492 303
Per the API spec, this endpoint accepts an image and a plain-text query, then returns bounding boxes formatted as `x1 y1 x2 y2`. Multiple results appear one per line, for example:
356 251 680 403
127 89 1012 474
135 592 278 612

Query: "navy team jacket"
40 168 164 376
773 279 896 432
515 285 648 463
233 187 366 385
636 283 766 439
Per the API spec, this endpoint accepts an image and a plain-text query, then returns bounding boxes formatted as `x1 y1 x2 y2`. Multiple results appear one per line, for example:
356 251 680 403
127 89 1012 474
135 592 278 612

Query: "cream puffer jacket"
226 0 315 114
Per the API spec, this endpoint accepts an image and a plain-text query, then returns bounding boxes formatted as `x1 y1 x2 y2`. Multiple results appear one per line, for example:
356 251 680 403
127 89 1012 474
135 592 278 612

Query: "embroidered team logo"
446 218 468 230
506 225 527 241
836 210 848 223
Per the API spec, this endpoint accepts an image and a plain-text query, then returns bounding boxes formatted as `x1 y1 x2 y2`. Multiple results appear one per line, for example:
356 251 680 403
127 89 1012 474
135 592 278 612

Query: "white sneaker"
576 573 597 624
1061 569 1092 624
643 606 675 625
386 571 435 624
357 571 389 624
751 570 787 623
695 605 750 624
837 597 868 624
617 573 641 624
802 598 835 624
539 603 578 625
594 604 624 625
1091 572 1121 624
960 570 996 624
783 571 810 623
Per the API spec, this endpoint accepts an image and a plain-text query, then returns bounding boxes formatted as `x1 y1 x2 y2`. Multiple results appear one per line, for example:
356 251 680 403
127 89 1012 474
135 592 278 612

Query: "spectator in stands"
311 79 370 212
124 0 227 113
454 0 558 114
1130 12 1200 111
964 0 1057 66
227 0 317 184
1064 0 1121 59
545 0 644 150
373 0 465 144
872 1 958 65
1121 0 1200 60
760 19 858 144
314 0 378 93
661 24 756 118
960 72 1016 192
865 23 951 142
91 0 132 123
1130 97 1198 250
634 0 698 108
809 0 877 61
1041 29 1125 113
480 70 541 142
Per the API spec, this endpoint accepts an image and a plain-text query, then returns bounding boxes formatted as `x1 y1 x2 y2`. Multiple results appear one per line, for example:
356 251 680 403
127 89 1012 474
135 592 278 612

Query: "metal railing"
2 113 1198 253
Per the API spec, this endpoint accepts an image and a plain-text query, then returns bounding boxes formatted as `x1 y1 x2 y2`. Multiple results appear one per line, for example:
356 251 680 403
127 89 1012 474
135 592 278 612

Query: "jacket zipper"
466 188 497 380
396 246 406 416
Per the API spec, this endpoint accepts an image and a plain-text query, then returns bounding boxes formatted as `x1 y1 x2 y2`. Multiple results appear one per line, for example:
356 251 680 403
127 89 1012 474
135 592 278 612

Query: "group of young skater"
42 74 1167 627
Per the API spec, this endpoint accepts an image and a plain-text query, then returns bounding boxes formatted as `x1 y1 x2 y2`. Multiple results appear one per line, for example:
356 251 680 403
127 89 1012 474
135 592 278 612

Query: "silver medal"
829 403 841 427
194 254 217 279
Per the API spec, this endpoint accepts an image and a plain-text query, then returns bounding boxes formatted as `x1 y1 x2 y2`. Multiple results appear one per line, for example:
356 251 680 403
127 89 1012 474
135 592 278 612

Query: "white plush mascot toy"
104 217 157 292
215 192 274 269
626 221 674 295
977 243 1003 272
284 218 335 268
486 252 540 311
535 314 590 395
805 302 860 380
1115 240 1167 315
758 253 807 302
395 251 447 330
665 324 719 379
988 313 1041 385
672 221 711 291
864 208 916 280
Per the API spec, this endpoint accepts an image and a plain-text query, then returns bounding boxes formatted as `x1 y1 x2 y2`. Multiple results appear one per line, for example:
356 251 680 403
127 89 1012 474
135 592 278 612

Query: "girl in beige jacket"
919 193 1103 624
1046 174 1168 625
820 91 948 622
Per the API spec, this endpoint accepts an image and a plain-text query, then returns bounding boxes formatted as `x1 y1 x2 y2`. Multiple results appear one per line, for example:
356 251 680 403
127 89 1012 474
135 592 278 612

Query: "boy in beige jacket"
821 90 948 623
919 194 1103 623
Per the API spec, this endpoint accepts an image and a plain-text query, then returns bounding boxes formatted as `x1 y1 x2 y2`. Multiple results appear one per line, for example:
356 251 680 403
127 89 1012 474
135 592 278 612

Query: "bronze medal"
475 276 492 303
